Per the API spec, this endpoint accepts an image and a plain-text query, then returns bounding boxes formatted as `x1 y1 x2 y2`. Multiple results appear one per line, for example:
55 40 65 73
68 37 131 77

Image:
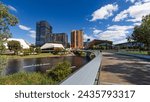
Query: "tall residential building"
36 21 52 46
71 30 83 49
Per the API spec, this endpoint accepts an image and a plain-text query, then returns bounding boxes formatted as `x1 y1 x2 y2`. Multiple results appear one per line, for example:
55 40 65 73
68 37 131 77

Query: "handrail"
61 50 102 85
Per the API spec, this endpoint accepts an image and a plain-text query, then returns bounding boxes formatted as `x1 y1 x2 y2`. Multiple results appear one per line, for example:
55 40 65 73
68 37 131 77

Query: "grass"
2 53 61 59
126 51 148 55
0 72 56 85
0 61 72 85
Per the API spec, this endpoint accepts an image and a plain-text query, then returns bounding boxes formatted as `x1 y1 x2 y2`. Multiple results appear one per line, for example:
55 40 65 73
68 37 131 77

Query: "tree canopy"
129 14 150 52
0 2 18 40
7 40 22 55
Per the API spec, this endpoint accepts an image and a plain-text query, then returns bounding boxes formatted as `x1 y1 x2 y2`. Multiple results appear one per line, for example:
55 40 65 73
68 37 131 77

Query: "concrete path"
99 52 150 85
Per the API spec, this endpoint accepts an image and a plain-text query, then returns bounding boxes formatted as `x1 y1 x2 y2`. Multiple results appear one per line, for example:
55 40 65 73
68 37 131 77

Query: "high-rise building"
71 30 83 49
47 33 68 48
36 21 68 48
36 21 52 46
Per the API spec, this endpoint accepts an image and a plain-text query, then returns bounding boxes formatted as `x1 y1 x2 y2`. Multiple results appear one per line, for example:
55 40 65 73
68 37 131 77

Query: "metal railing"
61 50 102 85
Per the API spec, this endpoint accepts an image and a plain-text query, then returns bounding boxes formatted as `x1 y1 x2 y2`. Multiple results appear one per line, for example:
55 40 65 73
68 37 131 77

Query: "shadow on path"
101 53 150 85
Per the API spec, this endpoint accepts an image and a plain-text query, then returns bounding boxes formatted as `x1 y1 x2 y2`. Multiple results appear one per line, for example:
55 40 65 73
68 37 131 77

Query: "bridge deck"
61 50 102 85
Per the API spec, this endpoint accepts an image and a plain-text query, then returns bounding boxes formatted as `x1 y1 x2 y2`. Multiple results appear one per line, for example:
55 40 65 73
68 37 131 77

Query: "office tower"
53 33 68 48
71 30 83 49
36 21 52 46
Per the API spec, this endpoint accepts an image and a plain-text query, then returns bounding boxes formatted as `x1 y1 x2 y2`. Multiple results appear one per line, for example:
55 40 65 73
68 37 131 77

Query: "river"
2 56 90 75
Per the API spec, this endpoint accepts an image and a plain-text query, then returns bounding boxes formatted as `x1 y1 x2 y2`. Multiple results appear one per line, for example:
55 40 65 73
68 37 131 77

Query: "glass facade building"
36 21 68 47
36 21 52 46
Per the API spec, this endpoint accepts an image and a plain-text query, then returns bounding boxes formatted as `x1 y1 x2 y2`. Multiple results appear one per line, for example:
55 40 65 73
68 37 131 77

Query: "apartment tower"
71 30 83 49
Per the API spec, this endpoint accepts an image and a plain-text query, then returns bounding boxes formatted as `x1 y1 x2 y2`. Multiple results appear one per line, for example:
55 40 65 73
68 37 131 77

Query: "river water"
2 56 90 75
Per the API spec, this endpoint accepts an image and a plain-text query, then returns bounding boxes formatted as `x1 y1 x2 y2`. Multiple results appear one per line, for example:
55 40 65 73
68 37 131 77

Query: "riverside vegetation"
0 61 72 85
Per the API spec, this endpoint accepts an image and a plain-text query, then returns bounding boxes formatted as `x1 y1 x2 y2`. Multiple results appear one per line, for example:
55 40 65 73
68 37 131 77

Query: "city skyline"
1 0 150 44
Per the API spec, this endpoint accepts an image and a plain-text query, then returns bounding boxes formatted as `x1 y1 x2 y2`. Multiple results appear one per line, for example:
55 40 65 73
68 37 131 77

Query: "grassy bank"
0 72 55 85
125 51 148 55
0 61 72 85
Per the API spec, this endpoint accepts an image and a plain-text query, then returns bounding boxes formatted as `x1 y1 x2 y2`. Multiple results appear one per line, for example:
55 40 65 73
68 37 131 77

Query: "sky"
1 0 150 44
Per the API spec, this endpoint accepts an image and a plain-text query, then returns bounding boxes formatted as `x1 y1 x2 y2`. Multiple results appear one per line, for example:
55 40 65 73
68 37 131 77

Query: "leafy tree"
7 40 22 55
0 2 18 55
129 15 150 54
0 2 18 40
0 2 18 73
29 47 34 53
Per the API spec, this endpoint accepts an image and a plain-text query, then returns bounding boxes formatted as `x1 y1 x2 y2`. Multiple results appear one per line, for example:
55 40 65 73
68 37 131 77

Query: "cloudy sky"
1 0 150 44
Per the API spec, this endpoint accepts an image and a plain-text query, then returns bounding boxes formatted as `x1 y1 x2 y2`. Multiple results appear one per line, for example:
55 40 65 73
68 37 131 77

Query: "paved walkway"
99 52 150 85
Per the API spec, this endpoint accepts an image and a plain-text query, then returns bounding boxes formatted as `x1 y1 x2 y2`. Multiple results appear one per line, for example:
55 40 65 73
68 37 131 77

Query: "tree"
0 2 18 54
0 2 18 39
129 15 150 54
7 40 22 55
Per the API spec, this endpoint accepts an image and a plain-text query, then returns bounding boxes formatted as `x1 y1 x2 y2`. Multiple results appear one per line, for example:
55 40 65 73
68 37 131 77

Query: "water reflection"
3 56 90 75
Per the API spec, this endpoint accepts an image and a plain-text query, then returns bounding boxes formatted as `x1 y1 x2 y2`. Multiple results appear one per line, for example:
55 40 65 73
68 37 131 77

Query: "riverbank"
1 52 75 59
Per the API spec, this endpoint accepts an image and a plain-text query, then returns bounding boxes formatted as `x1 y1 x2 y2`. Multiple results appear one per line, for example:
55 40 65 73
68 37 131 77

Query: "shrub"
53 48 63 55
23 49 30 56
0 55 7 74
35 47 41 54
47 61 72 82
0 72 55 85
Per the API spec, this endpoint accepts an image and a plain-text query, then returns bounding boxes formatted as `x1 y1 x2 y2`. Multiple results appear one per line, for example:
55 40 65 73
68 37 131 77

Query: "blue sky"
1 0 150 44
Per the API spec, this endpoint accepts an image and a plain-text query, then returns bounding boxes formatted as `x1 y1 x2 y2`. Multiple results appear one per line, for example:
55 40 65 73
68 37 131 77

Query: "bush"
148 51 150 55
47 61 72 82
53 48 63 55
0 55 7 74
0 72 55 85
35 47 41 54
23 49 30 56
0 42 6 54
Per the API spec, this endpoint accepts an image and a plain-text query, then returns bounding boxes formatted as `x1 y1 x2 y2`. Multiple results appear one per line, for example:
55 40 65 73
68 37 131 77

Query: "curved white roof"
5 38 30 49
41 43 64 49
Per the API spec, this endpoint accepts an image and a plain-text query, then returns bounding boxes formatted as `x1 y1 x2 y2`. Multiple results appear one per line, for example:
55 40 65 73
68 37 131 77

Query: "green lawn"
1 53 61 59
126 51 148 55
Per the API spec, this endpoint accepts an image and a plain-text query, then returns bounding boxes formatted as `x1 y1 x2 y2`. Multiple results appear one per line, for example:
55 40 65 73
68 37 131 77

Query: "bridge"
61 50 102 85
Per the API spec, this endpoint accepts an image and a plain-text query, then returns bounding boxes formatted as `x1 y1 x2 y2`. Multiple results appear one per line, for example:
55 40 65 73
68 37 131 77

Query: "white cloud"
98 30 128 44
126 0 136 3
107 25 134 30
113 2 150 22
29 30 36 38
18 25 31 31
91 25 134 44
93 28 102 35
90 4 118 21
133 22 141 26
83 34 95 42
18 24 36 39
126 0 150 3
8 5 17 12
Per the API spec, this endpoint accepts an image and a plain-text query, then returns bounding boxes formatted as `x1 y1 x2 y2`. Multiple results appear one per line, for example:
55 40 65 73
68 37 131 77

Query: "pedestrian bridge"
61 50 102 85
